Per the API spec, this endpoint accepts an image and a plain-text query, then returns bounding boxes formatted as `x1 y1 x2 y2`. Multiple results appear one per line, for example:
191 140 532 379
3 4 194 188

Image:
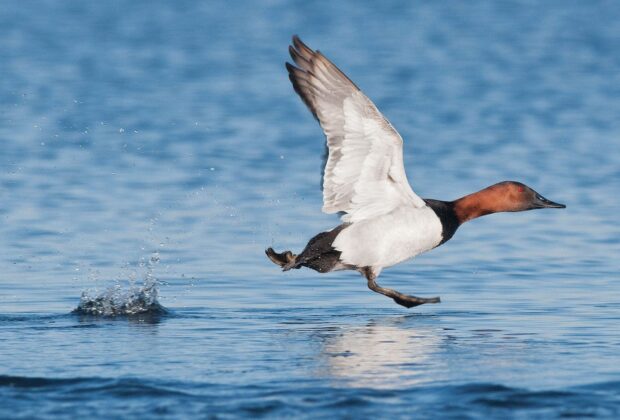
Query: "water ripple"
1 375 619 418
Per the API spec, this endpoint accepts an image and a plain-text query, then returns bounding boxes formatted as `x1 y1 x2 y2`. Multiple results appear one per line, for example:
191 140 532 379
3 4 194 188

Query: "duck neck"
452 188 500 224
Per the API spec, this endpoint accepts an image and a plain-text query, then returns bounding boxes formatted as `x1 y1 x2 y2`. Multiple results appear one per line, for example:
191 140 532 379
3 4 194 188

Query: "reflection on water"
1 0 619 417
73 311 168 326
322 316 441 388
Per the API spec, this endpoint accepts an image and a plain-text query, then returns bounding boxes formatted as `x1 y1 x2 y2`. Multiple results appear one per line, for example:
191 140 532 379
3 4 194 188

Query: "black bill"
533 193 566 209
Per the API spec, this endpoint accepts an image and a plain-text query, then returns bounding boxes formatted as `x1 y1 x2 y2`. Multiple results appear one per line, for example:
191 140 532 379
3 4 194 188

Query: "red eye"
518 186 524 192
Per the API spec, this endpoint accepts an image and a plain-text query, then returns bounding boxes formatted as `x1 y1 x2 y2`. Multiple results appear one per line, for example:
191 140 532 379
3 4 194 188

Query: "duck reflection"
321 315 442 388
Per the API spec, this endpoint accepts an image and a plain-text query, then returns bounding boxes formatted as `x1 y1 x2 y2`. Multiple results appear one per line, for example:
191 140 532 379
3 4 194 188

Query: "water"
1 0 619 418
74 253 166 316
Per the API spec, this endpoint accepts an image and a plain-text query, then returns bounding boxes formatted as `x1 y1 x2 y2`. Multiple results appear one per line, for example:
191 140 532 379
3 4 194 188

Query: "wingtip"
288 45 299 62
292 35 313 53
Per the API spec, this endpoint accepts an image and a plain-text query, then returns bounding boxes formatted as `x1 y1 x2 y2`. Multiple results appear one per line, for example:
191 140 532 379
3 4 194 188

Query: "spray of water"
74 253 167 316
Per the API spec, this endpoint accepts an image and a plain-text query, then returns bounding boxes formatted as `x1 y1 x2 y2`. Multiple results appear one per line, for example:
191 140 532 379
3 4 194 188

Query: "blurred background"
1 0 618 307
1 0 619 417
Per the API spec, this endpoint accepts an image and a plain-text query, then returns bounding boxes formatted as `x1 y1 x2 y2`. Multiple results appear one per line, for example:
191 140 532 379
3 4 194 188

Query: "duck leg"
362 268 441 308
265 248 297 268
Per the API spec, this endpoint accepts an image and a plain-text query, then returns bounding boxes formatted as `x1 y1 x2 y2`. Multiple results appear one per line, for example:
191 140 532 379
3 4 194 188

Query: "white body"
333 206 443 271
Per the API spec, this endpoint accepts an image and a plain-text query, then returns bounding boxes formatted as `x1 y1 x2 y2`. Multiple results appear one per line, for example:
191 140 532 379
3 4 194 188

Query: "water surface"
1 0 619 418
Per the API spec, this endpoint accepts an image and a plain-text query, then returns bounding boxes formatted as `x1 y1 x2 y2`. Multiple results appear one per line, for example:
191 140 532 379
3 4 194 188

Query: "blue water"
1 0 620 418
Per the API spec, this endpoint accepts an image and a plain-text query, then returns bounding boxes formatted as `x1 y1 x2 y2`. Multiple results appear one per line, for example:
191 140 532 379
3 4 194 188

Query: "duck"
266 36 565 308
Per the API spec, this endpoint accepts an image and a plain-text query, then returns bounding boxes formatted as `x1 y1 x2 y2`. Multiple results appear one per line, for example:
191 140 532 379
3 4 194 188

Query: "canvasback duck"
266 36 565 308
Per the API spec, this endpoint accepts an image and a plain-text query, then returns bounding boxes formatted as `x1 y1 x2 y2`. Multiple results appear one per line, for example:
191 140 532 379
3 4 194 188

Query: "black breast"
424 199 460 246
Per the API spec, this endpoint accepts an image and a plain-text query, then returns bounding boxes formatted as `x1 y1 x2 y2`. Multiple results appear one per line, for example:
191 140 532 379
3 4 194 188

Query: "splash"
73 253 168 316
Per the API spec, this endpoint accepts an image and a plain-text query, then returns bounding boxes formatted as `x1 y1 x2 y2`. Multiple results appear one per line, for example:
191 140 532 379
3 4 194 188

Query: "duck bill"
533 194 566 209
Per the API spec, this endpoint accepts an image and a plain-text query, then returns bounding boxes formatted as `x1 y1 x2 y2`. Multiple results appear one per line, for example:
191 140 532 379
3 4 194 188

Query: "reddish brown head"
453 181 565 224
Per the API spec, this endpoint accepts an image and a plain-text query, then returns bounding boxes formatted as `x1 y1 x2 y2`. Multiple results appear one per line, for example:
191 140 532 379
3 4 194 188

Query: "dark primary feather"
285 35 360 121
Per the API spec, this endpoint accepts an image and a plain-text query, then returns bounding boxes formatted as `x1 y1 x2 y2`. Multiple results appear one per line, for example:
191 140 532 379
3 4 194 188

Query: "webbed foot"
265 248 297 268
393 295 440 308
362 267 441 308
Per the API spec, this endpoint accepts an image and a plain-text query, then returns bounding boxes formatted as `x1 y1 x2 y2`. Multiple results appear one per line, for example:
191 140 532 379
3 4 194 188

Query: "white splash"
74 253 167 316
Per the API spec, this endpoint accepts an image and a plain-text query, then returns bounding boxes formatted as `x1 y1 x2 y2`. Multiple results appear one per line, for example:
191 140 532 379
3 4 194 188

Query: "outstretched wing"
286 36 425 223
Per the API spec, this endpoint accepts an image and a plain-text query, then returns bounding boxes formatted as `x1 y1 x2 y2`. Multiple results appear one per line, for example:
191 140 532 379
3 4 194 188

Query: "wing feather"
286 36 425 222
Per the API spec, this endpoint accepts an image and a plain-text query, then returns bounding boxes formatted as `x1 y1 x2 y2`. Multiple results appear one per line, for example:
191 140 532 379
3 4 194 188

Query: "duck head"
453 181 565 224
